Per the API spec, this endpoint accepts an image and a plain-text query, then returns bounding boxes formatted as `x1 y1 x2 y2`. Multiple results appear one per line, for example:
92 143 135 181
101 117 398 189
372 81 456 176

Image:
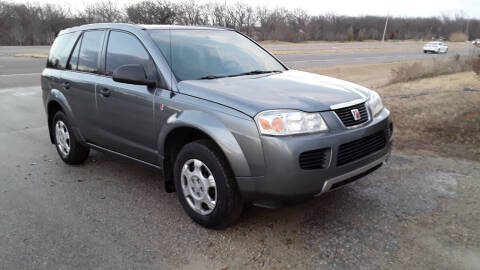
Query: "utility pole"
381 15 389 42
466 19 470 40
224 0 227 27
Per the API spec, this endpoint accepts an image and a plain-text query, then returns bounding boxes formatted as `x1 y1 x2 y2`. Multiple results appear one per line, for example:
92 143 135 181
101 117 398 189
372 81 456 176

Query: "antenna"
224 0 227 27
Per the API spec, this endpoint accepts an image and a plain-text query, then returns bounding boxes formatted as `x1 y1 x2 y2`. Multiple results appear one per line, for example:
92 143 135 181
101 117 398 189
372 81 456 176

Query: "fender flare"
46 89 85 143
157 110 251 178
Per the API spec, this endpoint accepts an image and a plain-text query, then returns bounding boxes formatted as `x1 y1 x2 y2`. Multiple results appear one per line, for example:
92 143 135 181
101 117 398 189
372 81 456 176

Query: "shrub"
473 54 480 75
346 26 354 41
357 29 365 41
449 32 468 42
390 62 424 83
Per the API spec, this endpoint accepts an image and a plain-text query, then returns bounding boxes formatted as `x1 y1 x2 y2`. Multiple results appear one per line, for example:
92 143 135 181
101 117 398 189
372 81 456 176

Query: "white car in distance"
423 41 448 54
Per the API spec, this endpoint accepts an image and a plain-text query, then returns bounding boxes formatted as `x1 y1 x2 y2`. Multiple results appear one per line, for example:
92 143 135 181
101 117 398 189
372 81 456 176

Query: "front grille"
337 131 386 166
334 103 369 127
299 148 329 170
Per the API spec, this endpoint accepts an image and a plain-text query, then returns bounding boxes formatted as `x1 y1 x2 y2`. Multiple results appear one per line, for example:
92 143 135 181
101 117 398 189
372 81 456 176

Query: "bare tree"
81 0 123 23
0 0 479 45
126 0 177 24
176 0 208 25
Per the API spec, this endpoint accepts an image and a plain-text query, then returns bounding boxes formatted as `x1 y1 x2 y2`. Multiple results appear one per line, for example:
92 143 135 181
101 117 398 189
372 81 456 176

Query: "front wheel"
174 140 243 229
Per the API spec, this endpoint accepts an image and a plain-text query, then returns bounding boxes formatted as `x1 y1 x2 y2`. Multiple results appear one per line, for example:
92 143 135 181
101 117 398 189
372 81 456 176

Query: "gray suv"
42 23 393 228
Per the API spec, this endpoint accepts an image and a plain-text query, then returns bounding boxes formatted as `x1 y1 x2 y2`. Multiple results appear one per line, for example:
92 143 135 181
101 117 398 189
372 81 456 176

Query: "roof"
58 23 230 36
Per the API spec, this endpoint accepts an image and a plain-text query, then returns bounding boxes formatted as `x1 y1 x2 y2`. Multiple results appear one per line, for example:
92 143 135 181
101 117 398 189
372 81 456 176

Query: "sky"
9 0 480 18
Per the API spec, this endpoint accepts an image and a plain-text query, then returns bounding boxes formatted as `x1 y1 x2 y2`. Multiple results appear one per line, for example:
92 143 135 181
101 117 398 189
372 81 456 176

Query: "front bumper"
236 108 393 202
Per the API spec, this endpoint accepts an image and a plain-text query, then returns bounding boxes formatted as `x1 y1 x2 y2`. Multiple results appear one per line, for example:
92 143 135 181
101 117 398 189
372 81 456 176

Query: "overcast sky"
10 0 480 18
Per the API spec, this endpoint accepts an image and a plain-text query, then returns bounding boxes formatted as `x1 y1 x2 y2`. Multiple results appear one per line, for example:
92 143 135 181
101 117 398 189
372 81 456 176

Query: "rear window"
47 33 78 69
77 30 105 73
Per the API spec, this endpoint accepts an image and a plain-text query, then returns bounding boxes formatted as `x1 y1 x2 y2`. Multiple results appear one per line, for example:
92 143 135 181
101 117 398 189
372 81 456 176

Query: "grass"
302 61 423 88
303 62 480 161
378 72 480 160
258 40 430 46
389 54 475 84
271 46 424 55
12 53 48 58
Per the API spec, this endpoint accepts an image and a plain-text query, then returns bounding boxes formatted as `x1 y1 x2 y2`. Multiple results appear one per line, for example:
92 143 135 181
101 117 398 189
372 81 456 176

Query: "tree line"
0 0 478 45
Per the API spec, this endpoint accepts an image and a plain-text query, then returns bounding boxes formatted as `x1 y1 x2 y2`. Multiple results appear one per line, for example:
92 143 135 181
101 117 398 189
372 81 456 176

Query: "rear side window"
77 30 104 73
67 34 82 70
105 31 150 75
47 33 78 69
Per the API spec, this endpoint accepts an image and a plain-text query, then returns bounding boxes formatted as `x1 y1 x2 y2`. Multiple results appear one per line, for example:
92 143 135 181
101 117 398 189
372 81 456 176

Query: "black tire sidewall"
173 141 238 228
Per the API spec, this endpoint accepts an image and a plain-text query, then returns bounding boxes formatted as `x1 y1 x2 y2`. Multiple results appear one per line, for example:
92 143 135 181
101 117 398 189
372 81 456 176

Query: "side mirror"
112 64 156 87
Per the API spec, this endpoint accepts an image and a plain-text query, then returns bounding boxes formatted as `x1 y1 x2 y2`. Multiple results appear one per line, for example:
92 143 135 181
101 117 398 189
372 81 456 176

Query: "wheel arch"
158 110 251 192
45 89 84 144
47 100 63 143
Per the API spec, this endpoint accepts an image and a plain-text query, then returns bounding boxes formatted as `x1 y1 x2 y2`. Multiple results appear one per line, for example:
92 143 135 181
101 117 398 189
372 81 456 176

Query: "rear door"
94 30 159 164
43 32 79 109
62 30 106 140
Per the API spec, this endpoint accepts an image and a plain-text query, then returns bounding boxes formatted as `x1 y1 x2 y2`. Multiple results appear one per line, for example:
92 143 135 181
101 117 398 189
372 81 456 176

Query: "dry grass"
389 54 474 84
305 63 480 161
473 54 480 75
12 53 48 58
271 46 423 55
378 72 480 160
302 61 431 88
259 40 428 46
449 32 468 42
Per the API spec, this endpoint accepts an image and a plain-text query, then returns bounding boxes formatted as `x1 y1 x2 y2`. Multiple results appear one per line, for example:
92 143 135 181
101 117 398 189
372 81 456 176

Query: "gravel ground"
1 126 479 269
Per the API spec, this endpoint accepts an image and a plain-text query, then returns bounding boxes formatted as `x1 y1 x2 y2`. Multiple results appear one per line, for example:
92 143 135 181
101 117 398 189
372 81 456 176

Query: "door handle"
100 88 111 97
62 82 70 90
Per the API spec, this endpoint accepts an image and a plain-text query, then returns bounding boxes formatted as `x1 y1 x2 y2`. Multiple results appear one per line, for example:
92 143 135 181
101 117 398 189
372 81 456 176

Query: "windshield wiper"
227 70 282 77
198 70 282 80
198 75 228 80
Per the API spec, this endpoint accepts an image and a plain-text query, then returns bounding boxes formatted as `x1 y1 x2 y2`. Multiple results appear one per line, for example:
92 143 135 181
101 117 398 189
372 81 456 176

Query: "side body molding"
157 110 252 177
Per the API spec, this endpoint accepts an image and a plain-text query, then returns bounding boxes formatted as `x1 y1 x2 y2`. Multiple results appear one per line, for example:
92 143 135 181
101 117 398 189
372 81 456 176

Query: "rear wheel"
173 140 243 228
52 111 89 164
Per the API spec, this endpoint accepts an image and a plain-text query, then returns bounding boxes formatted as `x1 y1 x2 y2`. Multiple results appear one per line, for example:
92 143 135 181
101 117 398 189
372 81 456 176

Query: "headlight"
255 110 328 136
367 90 384 117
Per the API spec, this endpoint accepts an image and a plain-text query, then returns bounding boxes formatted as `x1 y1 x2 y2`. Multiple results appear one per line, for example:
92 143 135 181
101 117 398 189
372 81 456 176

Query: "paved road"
275 47 472 68
1 46 479 269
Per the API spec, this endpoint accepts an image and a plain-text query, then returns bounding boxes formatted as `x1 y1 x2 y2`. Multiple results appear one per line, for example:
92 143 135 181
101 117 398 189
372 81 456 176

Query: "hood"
177 70 371 117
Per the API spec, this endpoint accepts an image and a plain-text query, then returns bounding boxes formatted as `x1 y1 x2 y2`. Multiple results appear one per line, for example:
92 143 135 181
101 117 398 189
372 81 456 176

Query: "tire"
423 50 427 53
52 111 90 164
173 139 243 229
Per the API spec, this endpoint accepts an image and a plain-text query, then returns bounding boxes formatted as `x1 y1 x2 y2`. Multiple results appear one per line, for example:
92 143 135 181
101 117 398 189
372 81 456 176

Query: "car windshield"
148 29 286 81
